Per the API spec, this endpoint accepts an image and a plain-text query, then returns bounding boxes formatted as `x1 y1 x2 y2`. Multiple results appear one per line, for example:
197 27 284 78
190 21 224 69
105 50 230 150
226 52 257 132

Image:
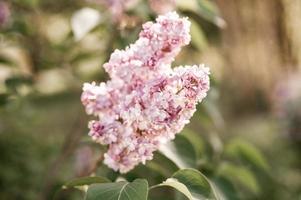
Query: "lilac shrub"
81 12 210 173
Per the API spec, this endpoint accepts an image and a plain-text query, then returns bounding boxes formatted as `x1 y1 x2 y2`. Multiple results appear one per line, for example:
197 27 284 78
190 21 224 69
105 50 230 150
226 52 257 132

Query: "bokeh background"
0 0 300 199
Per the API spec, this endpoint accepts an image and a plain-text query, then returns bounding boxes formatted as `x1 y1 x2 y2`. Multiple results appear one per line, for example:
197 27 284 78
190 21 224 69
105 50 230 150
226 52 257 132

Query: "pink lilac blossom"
81 12 210 173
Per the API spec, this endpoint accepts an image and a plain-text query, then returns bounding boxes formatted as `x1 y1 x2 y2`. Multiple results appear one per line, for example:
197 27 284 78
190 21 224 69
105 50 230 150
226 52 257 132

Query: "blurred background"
0 0 300 199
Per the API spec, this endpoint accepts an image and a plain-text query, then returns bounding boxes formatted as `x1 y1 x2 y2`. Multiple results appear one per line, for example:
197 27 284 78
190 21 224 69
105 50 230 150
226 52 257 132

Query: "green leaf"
225 138 269 171
182 129 205 158
159 135 197 169
217 163 259 194
211 177 239 200
150 178 194 200
150 168 215 200
196 0 226 28
85 179 148 200
172 168 213 199
147 152 179 177
202 89 225 129
63 176 110 189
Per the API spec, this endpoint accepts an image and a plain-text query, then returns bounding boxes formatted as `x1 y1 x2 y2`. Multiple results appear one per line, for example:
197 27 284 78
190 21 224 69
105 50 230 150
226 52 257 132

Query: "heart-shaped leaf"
150 168 215 200
172 168 213 199
150 178 194 200
85 179 148 200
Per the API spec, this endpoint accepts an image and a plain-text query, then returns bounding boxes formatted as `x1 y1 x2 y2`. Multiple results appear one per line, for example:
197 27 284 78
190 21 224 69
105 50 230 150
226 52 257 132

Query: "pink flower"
81 12 210 173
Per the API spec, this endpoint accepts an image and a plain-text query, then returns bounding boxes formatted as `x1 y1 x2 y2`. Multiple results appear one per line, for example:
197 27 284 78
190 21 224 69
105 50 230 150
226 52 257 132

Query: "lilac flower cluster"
81 12 210 173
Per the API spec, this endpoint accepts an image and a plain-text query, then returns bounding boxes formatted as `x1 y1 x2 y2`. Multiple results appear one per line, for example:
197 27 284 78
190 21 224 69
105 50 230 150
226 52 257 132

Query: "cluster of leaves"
63 169 214 200
58 124 271 200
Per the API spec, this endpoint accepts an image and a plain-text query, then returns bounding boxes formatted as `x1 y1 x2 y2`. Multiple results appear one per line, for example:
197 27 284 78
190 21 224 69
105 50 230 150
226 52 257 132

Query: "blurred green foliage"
0 0 300 199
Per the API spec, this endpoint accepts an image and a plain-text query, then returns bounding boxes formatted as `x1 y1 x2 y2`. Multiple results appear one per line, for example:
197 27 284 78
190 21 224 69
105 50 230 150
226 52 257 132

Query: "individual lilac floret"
81 12 210 173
